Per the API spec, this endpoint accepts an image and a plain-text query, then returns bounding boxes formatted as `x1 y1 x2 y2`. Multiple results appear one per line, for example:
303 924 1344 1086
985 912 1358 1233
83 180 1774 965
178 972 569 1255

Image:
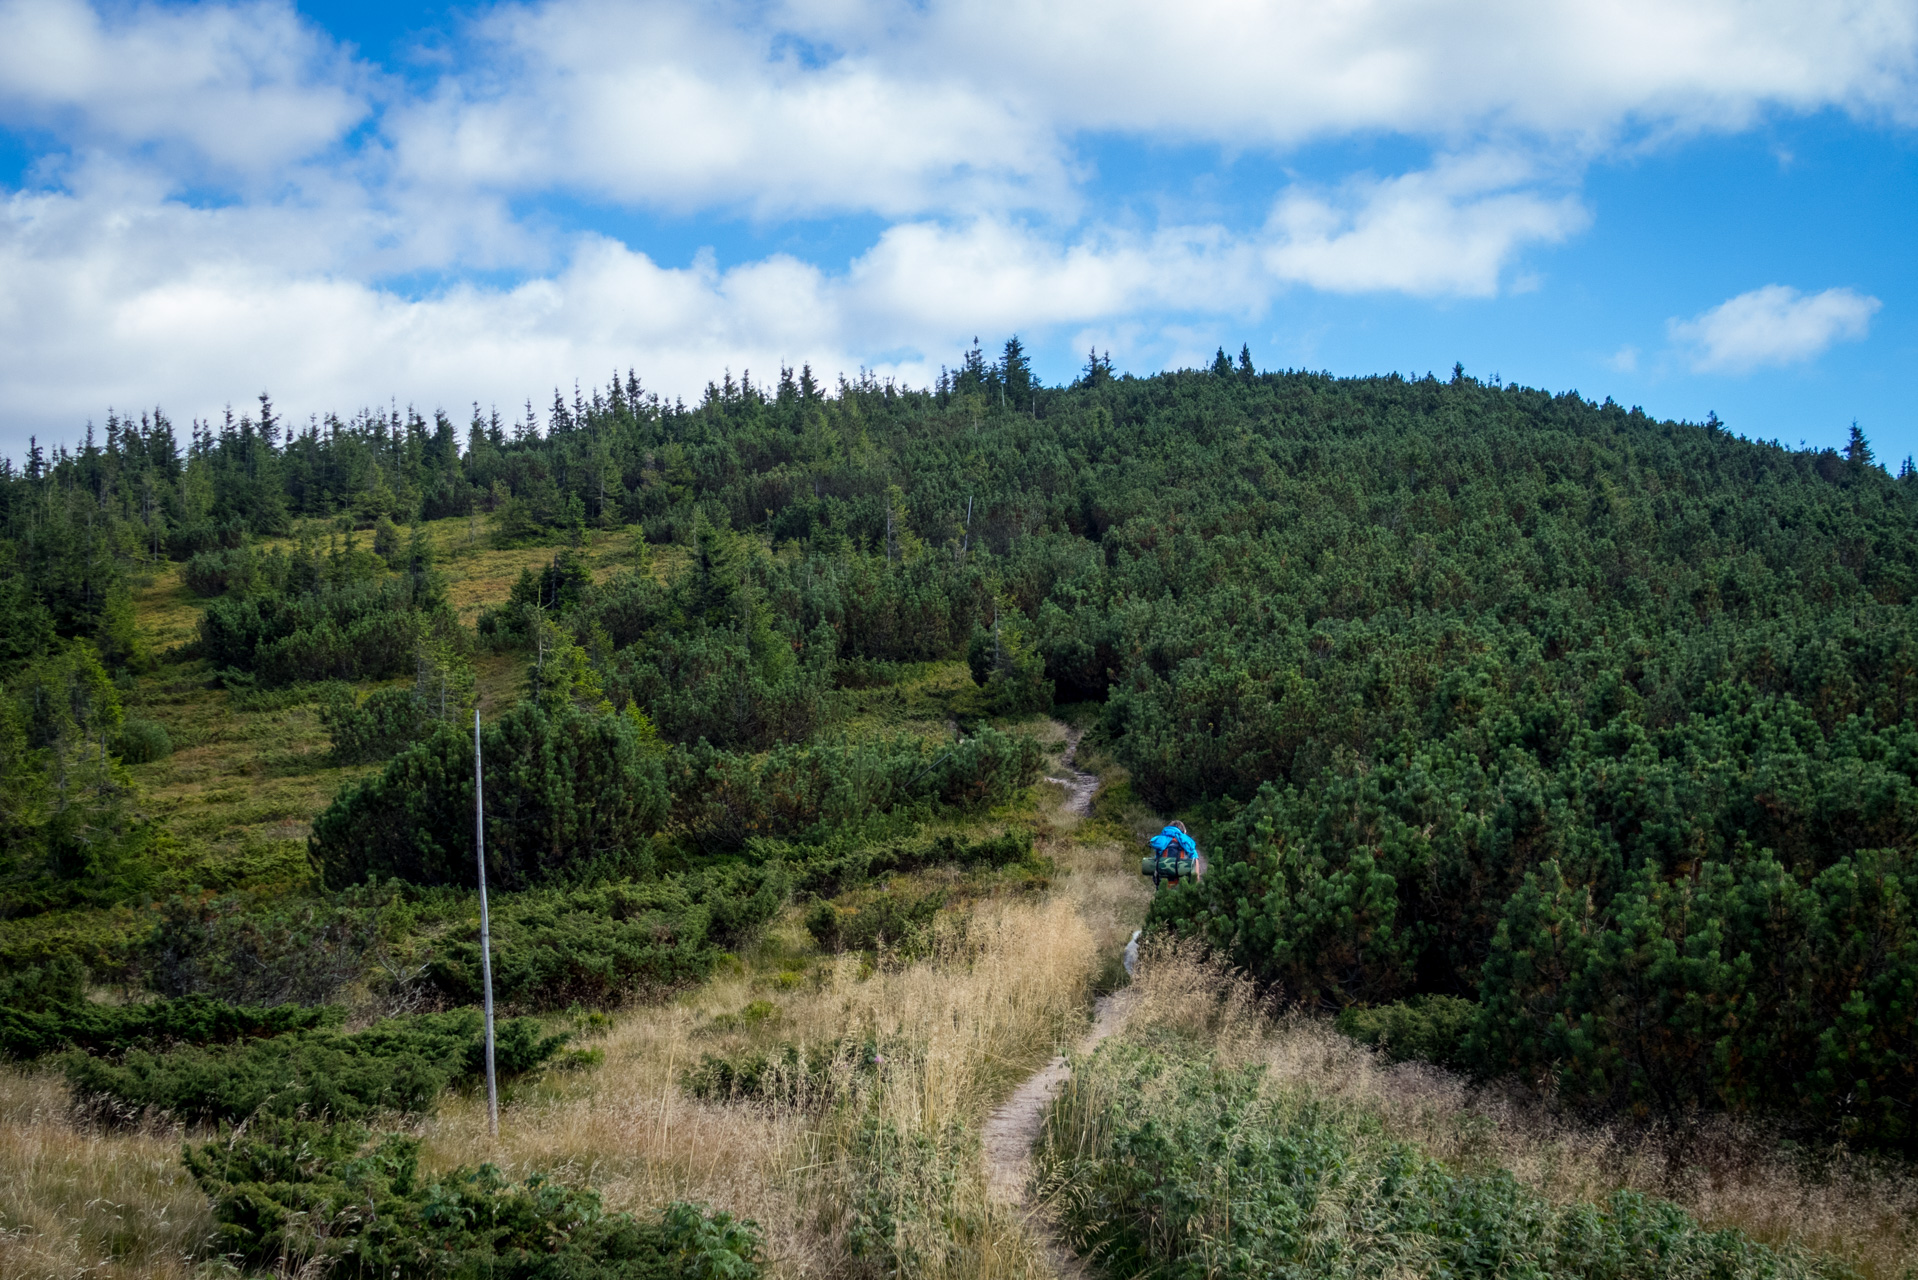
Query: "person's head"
1170 821 1188 835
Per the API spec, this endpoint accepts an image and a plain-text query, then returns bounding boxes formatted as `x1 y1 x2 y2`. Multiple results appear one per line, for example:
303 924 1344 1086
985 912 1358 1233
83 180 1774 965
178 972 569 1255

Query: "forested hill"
5 347 1918 1148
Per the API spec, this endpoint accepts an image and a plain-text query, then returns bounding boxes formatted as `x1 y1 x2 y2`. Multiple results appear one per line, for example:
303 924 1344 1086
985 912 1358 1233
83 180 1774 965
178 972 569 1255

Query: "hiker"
1141 821 1203 886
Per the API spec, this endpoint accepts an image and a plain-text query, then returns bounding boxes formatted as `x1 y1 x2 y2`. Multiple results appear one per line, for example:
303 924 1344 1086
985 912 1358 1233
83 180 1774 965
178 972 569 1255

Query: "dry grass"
0 878 1126 1279
1119 943 1918 1280
0 1071 211 1280
407 738 1149 1279
413 889 1113 1278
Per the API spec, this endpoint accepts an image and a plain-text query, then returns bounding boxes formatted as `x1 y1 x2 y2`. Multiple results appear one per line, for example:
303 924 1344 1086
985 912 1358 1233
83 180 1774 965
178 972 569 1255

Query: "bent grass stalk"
1069 941 1918 1280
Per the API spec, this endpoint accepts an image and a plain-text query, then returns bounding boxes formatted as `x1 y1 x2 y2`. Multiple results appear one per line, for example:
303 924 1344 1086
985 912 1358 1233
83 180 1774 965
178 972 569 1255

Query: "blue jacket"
1149 826 1198 857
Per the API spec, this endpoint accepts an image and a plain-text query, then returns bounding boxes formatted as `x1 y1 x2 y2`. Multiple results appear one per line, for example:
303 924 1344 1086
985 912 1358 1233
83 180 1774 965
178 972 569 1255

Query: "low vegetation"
185 1116 763 1279
64 1009 567 1124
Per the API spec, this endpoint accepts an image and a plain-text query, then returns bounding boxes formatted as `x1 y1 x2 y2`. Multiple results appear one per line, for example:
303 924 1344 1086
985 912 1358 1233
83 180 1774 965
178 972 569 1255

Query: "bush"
670 728 1042 853
1039 1038 1836 1280
787 829 1037 898
115 716 173 763
682 1036 888 1107
63 1009 566 1123
320 684 434 764
1335 994 1481 1070
312 701 671 891
805 884 947 957
605 621 832 752
0 957 338 1060
1472 851 1918 1149
145 891 387 1007
184 1115 764 1278
428 869 786 1011
5 993 337 1062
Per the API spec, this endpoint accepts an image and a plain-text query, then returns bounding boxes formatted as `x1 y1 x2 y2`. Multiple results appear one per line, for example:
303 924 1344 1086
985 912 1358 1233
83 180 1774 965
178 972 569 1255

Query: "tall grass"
1049 941 1918 1280
410 893 1103 1278
0 1071 211 1280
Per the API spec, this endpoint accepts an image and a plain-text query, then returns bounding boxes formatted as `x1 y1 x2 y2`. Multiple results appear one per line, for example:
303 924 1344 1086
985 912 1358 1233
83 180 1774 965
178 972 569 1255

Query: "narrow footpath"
983 728 1136 1278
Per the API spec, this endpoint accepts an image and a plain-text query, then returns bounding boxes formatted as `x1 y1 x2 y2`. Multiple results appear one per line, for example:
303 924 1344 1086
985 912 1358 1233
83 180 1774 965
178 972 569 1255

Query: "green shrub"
0 953 337 1061
804 884 947 957
63 1009 566 1124
787 829 1036 898
319 684 434 764
837 1113 980 1278
1039 1038 1841 1280
428 869 785 1011
312 700 671 891
682 1036 887 1107
1336 994 1481 1070
671 728 1041 853
115 716 172 763
1472 851 1918 1149
183 1115 764 1278
145 891 386 1007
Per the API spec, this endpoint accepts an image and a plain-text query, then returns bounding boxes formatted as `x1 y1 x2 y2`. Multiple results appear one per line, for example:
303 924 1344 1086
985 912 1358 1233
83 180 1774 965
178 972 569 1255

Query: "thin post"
475 710 499 1140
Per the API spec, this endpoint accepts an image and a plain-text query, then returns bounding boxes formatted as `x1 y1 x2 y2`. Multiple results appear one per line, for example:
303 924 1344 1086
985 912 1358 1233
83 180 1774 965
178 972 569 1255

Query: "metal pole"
475 710 498 1140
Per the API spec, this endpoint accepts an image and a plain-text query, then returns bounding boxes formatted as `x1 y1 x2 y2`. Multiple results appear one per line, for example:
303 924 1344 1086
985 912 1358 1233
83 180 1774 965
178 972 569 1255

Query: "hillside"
2 352 1917 1277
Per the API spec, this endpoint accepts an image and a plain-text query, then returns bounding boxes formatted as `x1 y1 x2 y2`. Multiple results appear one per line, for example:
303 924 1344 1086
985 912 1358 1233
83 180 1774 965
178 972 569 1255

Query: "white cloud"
0 0 366 176
1261 153 1588 297
384 0 1070 219
0 189 867 440
0 158 1592 449
2 0 1916 447
782 0 1918 151
1670 284 1882 372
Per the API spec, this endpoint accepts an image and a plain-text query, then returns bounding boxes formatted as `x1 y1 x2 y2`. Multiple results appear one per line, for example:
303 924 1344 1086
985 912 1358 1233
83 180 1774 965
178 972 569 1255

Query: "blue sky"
1 0 1915 461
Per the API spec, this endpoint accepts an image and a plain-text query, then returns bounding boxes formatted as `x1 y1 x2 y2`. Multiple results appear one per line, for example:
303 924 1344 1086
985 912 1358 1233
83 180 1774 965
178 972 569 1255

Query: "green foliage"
668 727 1040 853
0 954 338 1061
428 869 787 1011
63 1009 566 1124
1473 850 1918 1146
784 828 1036 899
1040 1037 1843 1280
1336 994 1480 1070
836 1113 980 1279
0 640 176 917
965 600 1051 714
115 715 172 763
804 883 948 956
682 1035 888 1106
320 683 434 764
195 535 449 686
144 889 391 1006
183 1115 764 1278
607 620 831 751
312 700 671 891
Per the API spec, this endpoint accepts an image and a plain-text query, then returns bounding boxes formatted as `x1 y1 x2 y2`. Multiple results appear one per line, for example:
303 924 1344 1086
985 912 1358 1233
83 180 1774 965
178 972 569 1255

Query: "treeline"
8 345 1918 1152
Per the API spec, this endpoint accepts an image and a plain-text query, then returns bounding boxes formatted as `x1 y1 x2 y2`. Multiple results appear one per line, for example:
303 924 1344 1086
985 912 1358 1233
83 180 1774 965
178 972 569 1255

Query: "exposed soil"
1043 728 1098 818
986 724 1133 1276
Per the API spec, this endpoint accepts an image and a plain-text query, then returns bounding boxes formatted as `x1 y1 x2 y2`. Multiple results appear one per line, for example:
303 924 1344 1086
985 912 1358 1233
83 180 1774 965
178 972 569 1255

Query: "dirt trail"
1043 727 1099 818
985 725 1134 1276
983 988 1134 1201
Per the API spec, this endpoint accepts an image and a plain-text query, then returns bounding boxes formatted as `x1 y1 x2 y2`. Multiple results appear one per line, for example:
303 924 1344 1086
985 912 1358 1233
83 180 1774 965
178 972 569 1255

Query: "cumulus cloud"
0 154 1592 447
1262 153 1588 297
0 0 366 176
0 190 865 437
2 0 1916 444
829 0 1918 146
1670 284 1882 372
387 0 1069 219
371 0 1918 220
